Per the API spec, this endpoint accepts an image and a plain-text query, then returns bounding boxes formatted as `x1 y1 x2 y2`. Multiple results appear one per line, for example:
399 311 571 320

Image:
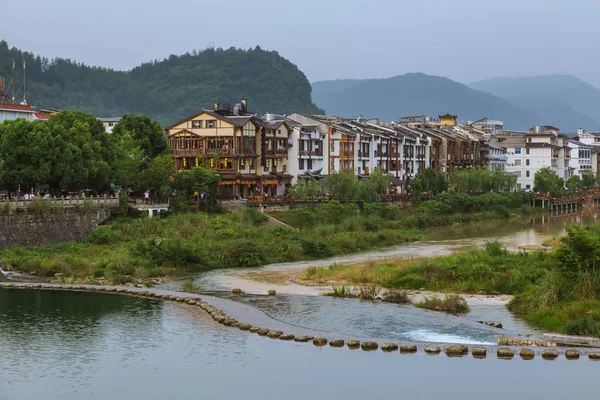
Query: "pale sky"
2 0 599 86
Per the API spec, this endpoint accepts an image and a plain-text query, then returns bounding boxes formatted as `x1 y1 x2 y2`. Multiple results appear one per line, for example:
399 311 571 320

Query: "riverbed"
156 213 596 344
0 289 597 400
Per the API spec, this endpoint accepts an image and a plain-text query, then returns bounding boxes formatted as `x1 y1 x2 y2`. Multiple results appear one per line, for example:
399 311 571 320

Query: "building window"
526 148 530 155
192 120 202 128
206 120 217 128
307 159 313 170
299 159 305 170
515 159 521 166
526 184 531 189
515 171 521 177
517 183 522 189
526 170 530 178
515 148 521 154
526 159 530 166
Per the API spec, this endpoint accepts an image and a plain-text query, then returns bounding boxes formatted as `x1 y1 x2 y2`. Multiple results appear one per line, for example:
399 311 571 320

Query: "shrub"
382 289 411 304
299 238 333 258
329 286 353 298
416 294 470 314
87 226 122 245
355 285 379 300
225 240 266 268
180 279 202 293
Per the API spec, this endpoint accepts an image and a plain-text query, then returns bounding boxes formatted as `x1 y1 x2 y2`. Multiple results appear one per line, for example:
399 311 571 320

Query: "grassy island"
299 226 600 338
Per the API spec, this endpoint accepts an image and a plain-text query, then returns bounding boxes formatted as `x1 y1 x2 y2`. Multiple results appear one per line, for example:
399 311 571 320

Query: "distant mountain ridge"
312 73 532 129
468 75 600 131
312 73 600 132
0 40 323 126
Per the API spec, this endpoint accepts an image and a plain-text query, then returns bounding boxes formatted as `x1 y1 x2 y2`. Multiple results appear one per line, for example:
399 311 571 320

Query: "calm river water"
1 289 598 400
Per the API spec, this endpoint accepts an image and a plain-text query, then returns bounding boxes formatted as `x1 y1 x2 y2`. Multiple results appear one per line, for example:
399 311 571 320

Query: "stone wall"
0 210 111 250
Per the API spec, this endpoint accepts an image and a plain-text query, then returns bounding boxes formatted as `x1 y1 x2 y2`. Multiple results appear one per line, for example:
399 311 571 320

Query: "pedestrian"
144 190 150 204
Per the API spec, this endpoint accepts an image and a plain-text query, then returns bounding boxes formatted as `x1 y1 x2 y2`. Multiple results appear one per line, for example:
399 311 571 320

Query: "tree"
112 114 168 160
140 155 175 196
359 168 389 202
566 175 582 193
417 168 447 194
450 168 516 193
534 167 565 197
287 179 321 200
47 110 114 192
111 134 146 190
323 170 359 201
174 166 220 203
0 119 63 192
582 173 597 188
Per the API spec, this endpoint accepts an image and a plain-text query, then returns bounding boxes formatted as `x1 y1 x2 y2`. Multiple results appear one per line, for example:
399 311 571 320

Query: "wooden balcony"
300 150 323 157
264 148 289 157
171 148 203 157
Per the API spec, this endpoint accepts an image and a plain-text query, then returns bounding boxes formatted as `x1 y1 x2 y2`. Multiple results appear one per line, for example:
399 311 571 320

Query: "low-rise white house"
98 117 121 133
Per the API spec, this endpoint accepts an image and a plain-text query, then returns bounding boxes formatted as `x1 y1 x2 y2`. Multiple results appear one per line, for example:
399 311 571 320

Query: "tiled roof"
0 102 35 112
34 113 51 120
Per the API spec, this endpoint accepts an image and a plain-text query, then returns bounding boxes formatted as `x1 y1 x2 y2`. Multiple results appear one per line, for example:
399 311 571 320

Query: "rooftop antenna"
21 58 27 105
11 58 15 104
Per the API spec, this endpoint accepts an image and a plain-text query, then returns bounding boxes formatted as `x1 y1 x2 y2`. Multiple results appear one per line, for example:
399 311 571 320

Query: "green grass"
0 205 421 284
300 240 549 295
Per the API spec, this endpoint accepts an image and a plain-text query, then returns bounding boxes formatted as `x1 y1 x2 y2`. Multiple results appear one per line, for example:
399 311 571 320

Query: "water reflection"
0 289 598 400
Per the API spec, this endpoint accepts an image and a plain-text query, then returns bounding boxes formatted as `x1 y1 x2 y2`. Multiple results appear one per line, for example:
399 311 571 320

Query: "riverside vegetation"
0 204 421 284
300 227 600 338
0 168 540 285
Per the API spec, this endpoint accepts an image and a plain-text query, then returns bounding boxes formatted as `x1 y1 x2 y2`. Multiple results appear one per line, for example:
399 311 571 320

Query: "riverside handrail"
0 195 120 208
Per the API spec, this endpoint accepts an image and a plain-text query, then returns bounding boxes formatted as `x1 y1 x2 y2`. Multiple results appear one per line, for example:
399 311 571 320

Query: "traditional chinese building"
165 100 292 199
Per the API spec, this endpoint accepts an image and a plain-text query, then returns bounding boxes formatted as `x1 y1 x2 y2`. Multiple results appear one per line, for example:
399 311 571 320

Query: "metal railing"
0 195 120 208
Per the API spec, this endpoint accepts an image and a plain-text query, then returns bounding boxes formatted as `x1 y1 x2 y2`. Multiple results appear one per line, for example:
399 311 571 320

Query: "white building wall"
568 142 593 177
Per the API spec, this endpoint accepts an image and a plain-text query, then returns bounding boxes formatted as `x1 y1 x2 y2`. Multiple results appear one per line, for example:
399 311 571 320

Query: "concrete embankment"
1 281 599 361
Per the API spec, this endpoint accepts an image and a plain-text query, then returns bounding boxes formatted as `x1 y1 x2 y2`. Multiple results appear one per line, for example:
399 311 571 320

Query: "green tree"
359 168 389 202
410 177 423 195
324 169 359 201
534 167 565 197
47 110 114 192
111 134 146 190
140 155 175 196
0 119 62 192
287 179 321 200
174 166 220 203
450 168 516 193
112 114 168 160
417 168 447 194
582 173 597 188
566 175 582 193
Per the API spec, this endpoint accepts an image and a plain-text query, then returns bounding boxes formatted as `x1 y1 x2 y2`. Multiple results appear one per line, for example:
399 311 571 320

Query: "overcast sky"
2 0 599 86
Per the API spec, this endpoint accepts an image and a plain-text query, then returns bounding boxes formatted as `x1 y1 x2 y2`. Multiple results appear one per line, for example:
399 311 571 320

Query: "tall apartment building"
490 126 571 190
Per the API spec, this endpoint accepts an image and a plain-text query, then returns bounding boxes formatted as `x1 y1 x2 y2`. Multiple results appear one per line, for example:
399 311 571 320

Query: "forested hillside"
0 41 323 126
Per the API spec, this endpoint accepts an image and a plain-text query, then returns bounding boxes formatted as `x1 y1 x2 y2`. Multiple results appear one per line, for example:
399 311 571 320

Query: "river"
0 289 598 400
155 213 598 344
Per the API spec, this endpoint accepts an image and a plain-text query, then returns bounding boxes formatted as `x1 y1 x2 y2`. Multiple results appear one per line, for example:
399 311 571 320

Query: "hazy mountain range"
2 39 598 132
313 74 600 132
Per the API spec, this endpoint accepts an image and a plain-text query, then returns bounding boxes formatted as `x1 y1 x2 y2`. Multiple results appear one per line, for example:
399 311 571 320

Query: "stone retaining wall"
1 282 599 361
0 210 110 250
